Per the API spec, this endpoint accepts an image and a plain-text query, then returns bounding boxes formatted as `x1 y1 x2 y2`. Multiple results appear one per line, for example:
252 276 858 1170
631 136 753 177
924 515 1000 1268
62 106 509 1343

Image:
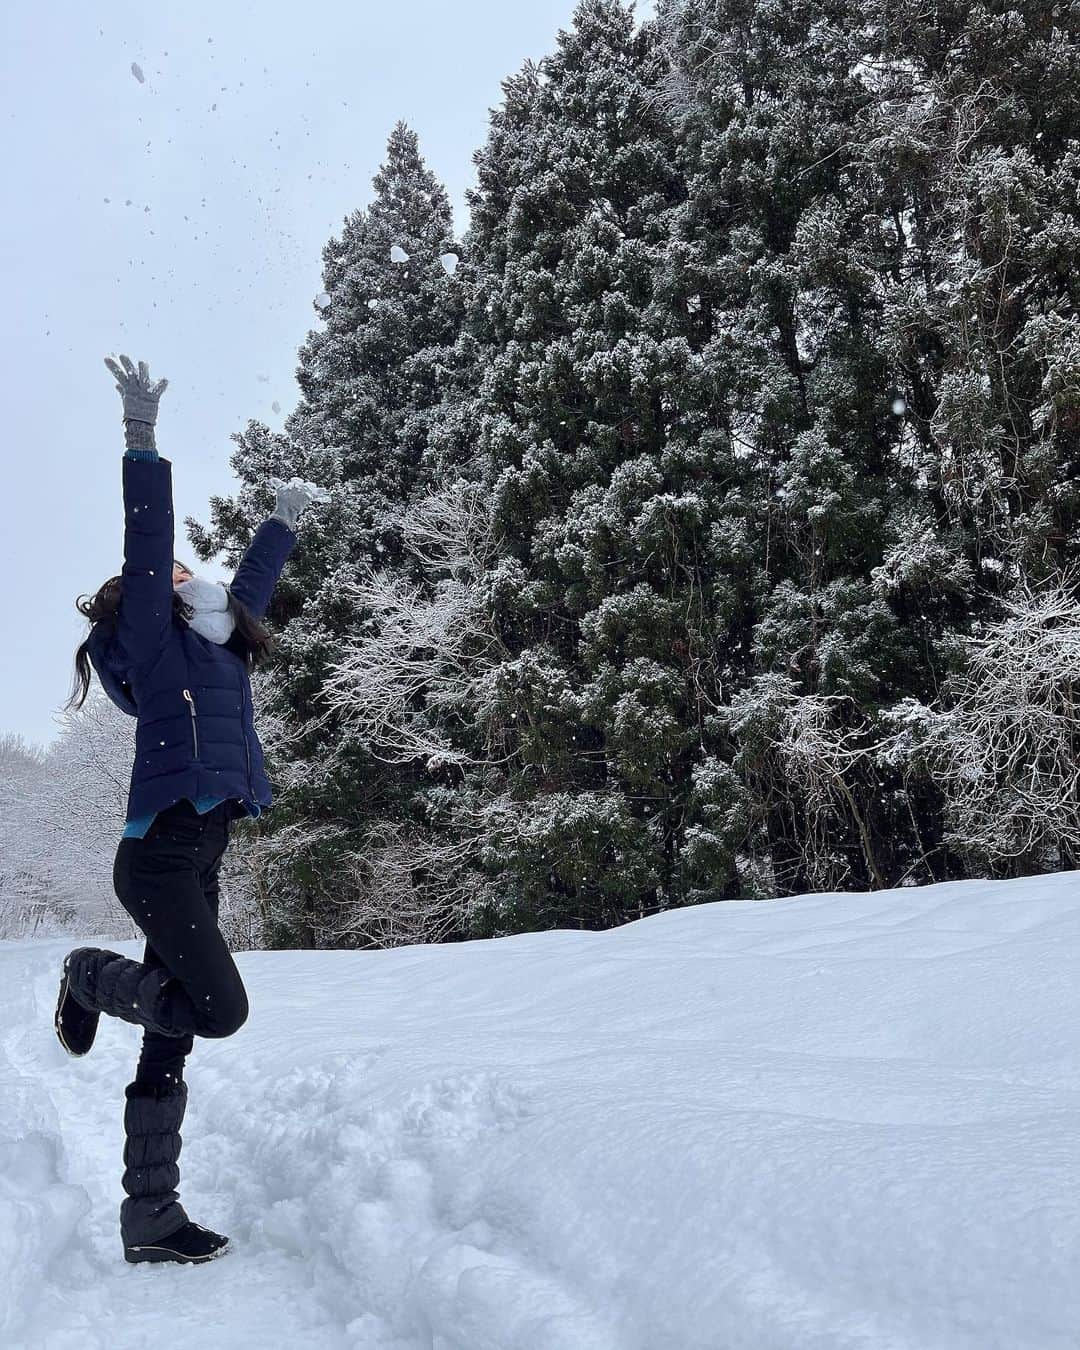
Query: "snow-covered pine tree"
858 0 1080 877
543 0 884 896
654 0 974 893
457 0 744 930
188 123 468 946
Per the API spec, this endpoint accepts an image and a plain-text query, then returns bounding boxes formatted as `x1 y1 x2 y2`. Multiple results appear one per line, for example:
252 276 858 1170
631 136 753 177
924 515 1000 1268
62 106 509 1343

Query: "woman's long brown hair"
65 565 275 711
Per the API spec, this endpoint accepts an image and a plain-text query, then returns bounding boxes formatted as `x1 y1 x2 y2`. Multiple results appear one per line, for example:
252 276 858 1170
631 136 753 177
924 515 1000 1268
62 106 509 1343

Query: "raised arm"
227 515 296 621
105 356 175 666
227 480 322 618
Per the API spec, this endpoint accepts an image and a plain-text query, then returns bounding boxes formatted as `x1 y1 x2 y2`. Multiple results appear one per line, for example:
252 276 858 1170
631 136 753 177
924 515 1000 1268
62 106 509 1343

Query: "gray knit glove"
105 354 169 452
269 477 330 531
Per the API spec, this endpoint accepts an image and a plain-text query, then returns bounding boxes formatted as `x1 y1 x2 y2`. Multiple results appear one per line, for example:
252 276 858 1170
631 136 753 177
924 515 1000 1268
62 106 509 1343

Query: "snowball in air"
891 397 907 416
390 245 410 264
131 62 145 84
439 252 459 276
314 292 331 310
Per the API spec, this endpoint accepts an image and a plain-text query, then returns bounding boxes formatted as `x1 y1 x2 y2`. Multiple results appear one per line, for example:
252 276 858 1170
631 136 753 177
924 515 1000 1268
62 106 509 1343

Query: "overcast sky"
1 0 657 748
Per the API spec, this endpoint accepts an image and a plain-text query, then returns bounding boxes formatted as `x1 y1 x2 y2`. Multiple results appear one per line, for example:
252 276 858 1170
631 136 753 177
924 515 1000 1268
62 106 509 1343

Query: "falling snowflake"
272 401 281 414
367 298 380 310
390 245 410 264
891 397 907 416
131 62 145 84
439 252 459 276
314 292 331 311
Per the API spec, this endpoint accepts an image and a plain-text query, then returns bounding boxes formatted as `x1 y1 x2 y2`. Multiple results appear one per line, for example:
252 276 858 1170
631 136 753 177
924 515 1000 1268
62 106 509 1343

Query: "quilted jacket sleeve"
227 517 297 621
118 455 175 666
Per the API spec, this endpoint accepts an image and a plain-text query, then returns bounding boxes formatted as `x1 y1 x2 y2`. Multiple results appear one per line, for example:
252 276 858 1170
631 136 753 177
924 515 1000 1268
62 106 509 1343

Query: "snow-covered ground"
2 873 1078 1350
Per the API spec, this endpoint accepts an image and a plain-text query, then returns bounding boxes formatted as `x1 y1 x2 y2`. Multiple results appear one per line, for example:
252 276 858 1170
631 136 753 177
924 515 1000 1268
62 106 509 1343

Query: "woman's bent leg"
68 801 247 1040
114 801 247 1038
133 808 234 1082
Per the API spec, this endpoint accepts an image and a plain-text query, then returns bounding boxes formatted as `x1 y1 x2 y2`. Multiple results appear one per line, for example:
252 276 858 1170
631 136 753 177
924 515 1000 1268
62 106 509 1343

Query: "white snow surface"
2 872 1078 1349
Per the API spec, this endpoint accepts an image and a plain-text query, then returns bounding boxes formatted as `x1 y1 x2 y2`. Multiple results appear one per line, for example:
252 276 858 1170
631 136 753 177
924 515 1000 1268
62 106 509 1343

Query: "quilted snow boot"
63 946 194 1039
54 952 100 1056
119 1079 191 1256
120 1079 231 1265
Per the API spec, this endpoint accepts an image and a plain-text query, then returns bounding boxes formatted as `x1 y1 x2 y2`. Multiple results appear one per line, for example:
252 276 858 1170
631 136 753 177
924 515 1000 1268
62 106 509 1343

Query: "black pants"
112 798 249 1085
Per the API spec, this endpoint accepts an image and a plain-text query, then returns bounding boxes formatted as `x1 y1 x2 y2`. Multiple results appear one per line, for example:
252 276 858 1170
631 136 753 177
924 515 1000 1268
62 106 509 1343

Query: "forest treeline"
9 0 1079 946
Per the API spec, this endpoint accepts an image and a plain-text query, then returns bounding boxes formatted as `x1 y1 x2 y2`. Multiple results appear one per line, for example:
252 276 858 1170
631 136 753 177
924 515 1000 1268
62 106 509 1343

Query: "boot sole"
54 973 92 1058
124 1237 231 1265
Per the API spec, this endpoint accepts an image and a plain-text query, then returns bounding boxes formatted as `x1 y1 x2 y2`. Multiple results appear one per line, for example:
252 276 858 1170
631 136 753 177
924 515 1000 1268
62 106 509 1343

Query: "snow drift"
1 872 1077 1349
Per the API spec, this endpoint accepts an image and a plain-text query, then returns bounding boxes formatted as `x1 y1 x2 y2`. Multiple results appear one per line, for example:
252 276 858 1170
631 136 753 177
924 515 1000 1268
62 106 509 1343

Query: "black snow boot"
63 945 192 1039
120 1079 194 1258
55 952 100 1056
124 1220 231 1265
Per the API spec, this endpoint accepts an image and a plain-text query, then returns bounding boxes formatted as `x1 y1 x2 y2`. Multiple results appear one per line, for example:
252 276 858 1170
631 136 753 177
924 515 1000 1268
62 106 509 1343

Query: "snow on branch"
319 480 502 768
730 675 884 892
882 577 1080 868
319 821 490 948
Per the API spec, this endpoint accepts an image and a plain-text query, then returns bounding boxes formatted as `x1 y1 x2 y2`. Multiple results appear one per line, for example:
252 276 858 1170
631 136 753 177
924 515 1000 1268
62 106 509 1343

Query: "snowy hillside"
2 874 1078 1350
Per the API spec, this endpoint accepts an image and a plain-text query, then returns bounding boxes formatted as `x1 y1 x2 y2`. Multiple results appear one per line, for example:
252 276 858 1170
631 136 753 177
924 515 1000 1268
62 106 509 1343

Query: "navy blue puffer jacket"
86 456 296 820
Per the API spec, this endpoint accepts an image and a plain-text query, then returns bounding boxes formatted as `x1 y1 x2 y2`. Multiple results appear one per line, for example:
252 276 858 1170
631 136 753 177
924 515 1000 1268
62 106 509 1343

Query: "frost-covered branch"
881 578 1080 869
320 820 491 948
728 676 883 892
319 480 502 768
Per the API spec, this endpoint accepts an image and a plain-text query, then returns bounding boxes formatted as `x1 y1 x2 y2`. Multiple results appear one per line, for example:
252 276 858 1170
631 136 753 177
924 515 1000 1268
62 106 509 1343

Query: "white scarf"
175 575 236 645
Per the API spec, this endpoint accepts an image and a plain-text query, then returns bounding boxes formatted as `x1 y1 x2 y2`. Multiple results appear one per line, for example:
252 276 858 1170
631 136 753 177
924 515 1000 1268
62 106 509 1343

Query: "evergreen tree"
862 0 1080 875
460 0 732 929
656 0 923 893
188 123 466 945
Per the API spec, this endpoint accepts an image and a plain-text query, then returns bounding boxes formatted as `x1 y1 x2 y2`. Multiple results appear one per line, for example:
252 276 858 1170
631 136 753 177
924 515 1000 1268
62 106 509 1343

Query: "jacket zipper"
182 688 200 760
242 686 253 784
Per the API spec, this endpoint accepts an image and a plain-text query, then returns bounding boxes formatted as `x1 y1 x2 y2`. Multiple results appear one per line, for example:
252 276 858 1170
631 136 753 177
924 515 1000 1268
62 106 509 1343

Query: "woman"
54 355 320 1266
